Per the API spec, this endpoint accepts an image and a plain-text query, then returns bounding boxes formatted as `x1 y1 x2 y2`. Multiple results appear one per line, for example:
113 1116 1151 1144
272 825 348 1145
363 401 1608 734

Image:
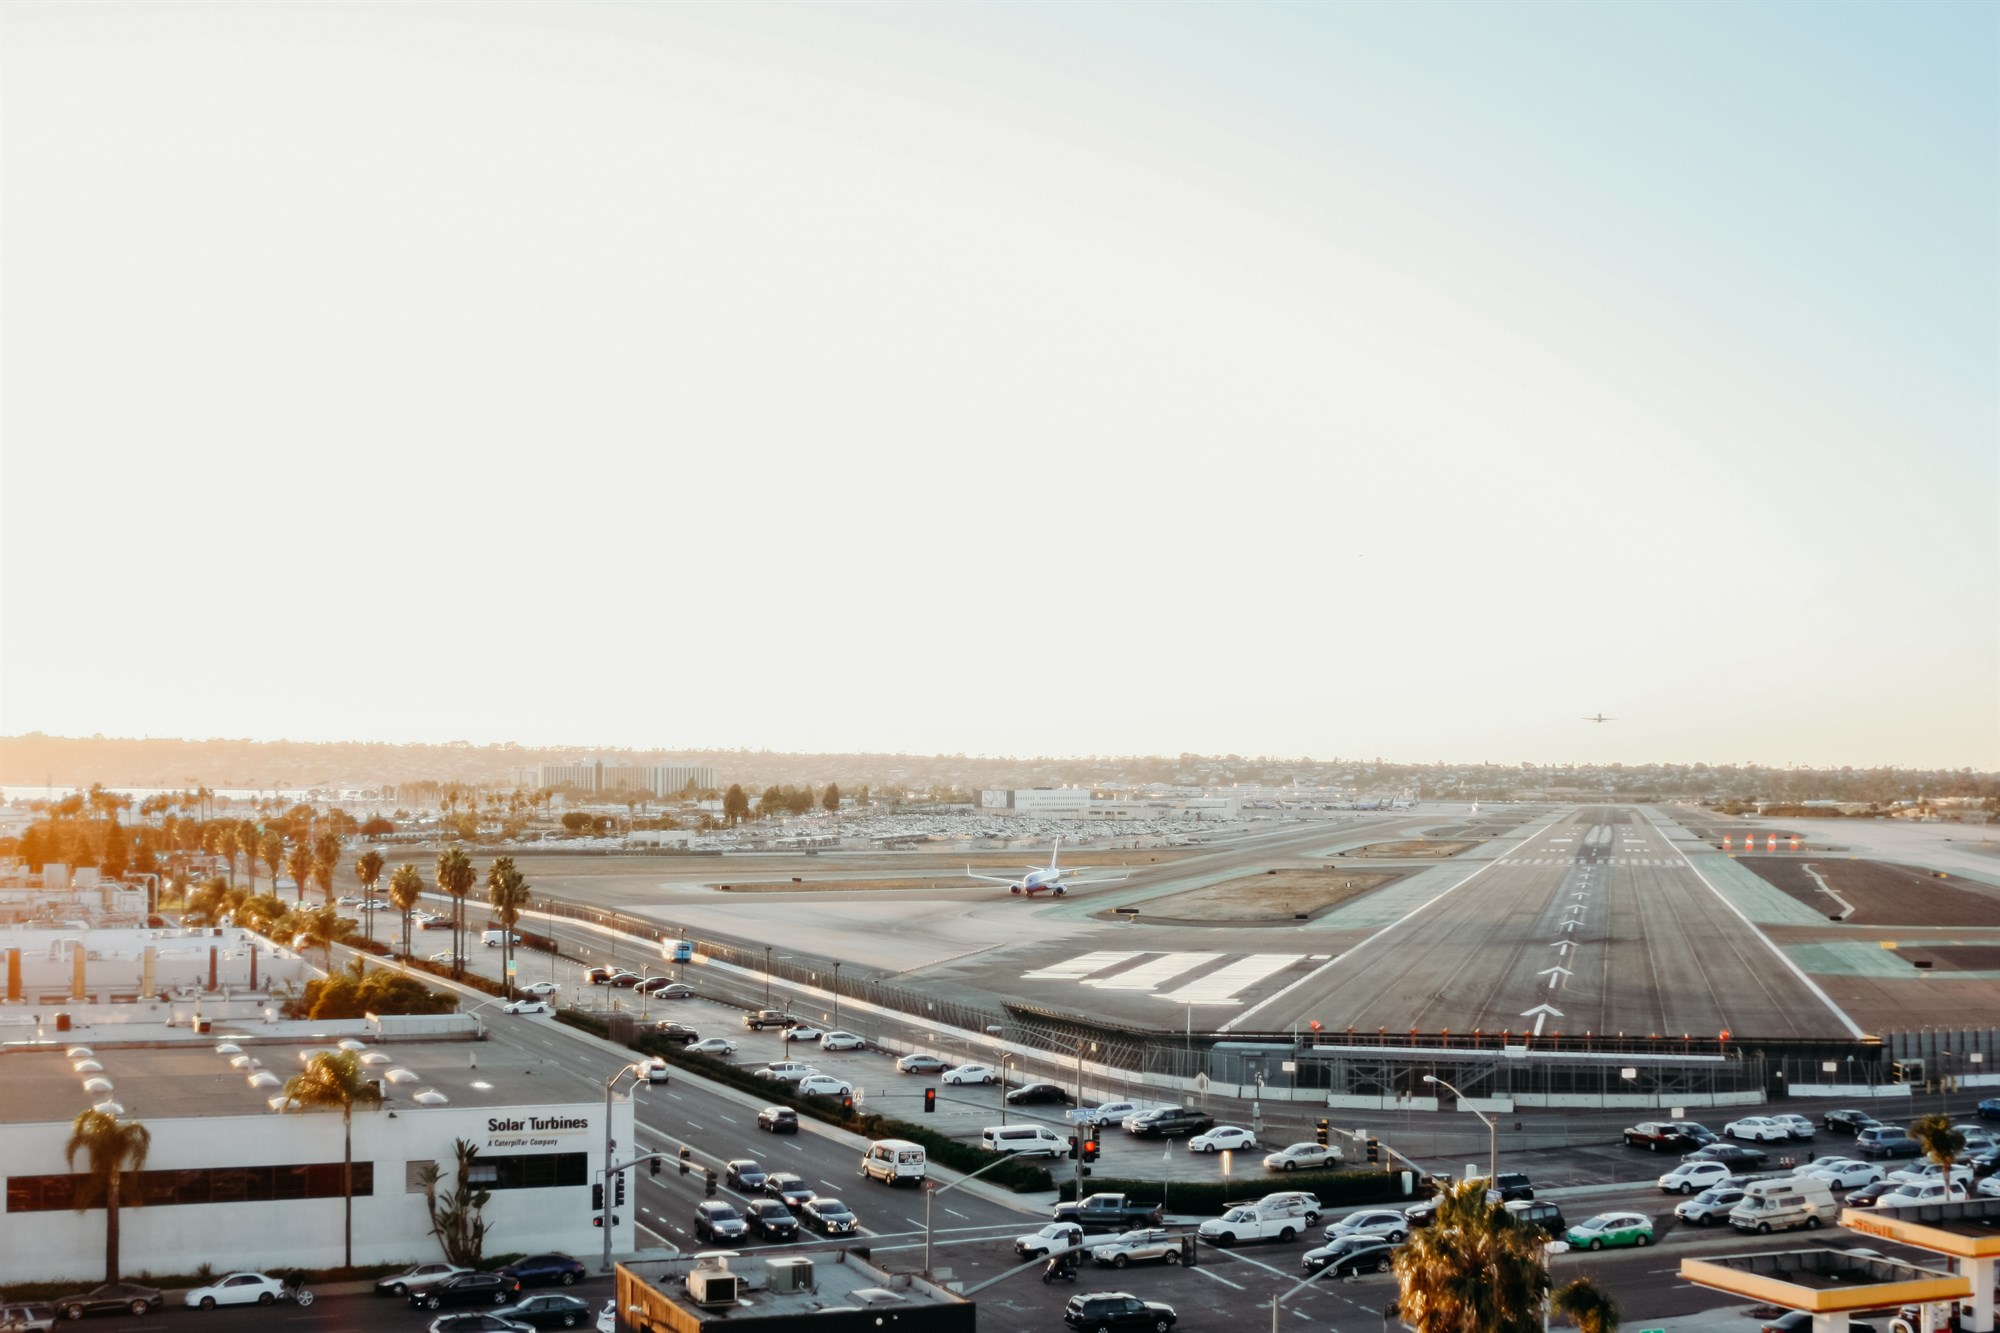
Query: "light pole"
1043 1036 1097 1199
1423 1073 1497 1184
832 960 842 1032
600 1061 647 1275
998 1055 1018 1126
763 946 773 1006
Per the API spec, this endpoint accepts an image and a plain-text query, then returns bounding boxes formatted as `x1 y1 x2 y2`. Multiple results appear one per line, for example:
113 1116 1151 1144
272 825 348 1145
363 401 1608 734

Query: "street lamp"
998 1055 1018 1127
600 1061 649 1275
831 960 842 1032
763 945 773 1006
1423 1073 1497 1184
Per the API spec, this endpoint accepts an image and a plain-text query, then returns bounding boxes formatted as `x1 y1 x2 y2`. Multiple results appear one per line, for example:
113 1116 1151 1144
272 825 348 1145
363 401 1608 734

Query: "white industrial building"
536 761 718 797
978 788 1092 817
978 789 1240 821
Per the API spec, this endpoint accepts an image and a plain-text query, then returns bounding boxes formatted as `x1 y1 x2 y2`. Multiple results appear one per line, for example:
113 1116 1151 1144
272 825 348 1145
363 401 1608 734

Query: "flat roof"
0 1030 608 1125
1682 1249 1968 1314
1843 1198 2000 1258
620 1252 969 1321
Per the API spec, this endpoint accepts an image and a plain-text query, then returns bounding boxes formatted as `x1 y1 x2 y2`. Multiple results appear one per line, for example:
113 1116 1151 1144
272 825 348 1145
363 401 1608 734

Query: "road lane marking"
1191 1266 1244 1290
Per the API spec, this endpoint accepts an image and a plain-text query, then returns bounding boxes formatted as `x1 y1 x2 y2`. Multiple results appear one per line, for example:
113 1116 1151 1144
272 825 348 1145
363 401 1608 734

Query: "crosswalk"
1023 950 1321 1005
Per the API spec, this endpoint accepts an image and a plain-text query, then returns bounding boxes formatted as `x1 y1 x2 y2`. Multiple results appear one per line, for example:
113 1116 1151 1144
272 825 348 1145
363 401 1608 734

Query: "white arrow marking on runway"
1560 920 1579 932
1549 940 1575 954
1538 966 1572 990
1573 891 1590 899
1521 1003 1564 1037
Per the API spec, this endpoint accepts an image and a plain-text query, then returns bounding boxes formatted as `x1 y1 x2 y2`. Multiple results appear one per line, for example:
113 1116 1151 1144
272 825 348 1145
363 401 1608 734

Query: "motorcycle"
1041 1257 1078 1285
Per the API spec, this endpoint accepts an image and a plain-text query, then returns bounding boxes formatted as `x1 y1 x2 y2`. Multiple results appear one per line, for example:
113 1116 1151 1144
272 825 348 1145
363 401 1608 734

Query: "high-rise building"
535 761 716 798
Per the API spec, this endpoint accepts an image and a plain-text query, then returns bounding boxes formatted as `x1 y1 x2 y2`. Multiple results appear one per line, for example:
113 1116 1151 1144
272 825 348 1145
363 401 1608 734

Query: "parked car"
1062 1292 1178 1331
1488 1172 1535 1202
1845 1177 1901 1206
183 1273 290 1310
651 1022 700 1045
1624 1121 1717 1152
897 1053 949 1074
1125 1107 1216 1140
1565 1212 1654 1250
1855 1126 1924 1159
1885 1162 1974 1189
0 1303 55 1333
687 1037 737 1057
818 1030 866 1050
505 1295 593 1330
802 1197 858 1235
1673 1185 1747 1226
796 1075 854 1099
744 1199 799 1240
1265 1143 1342 1172
694 1201 748 1243
519 981 560 997
1683 1143 1770 1172
1807 1160 1885 1190
428 1316 535 1333
1761 1313 1878 1333
781 1023 826 1043
52 1286 163 1322
943 1064 999 1085
1082 1101 1154 1127
410 1273 521 1311
500 1255 586 1288
1823 1109 1884 1136
1877 1180 1970 1208
602 971 642 988
1006 1082 1073 1106
501 999 551 1015
754 1062 818 1083
377 1264 472 1297
1301 1236 1396 1277
1724 1117 1794 1143
634 977 686 995
1659 1160 1733 1194
764 1172 816 1208
1771 1114 1817 1140
1091 1228 1185 1269
758 1106 799 1134
724 1159 768 1190
1978 1097 2000 1121
1188 1126 1258 1154
1328 1208 1410 1242
1502 1200 1568 1239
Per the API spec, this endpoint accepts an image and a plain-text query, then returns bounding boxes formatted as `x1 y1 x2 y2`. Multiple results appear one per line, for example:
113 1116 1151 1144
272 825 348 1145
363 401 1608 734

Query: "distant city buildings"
533 761 717 797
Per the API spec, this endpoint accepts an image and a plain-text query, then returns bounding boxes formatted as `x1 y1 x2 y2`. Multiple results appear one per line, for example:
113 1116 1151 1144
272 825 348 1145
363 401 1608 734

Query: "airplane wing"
1057 870 1131 888
965 865 1023 885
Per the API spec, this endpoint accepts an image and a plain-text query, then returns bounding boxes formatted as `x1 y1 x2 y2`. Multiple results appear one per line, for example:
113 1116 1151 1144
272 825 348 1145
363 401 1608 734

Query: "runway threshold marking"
1022 951 1141 980
1086 953 1222 991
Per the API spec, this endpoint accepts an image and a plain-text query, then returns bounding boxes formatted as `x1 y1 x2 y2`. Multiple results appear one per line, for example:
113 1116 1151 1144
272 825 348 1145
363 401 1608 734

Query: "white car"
597 1299 615 1333
1658 1160 1732 1194
818 1031 866 1051
781 1024 826 1043
1090 1228 1184 1269
1188 1126 1258 1154
755 1061 819 1083
1878 1180 1967 1208
797 1075 854 1099
641 1058 671 1084
1976 1175 2000 1199
943 1064 998 1086
1807 1159 1885 1190
1264 1143 1341 1172
688 1037 737 1057
184 1273 289 1309
1724 1117 1792 1143
1327 1208 1409 1242
501 999 550 1015
519 981 560 997
1771 1114 1817 1139
1886 1162 1974 1189
1075 1100 1147 1126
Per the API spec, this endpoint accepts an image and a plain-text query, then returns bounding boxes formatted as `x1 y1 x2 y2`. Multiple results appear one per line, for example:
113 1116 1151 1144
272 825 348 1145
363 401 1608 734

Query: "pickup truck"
1197 1201 1309 1246
1012 1222 1115 1259
743 1010 796 1031
1051 1194 1166 1229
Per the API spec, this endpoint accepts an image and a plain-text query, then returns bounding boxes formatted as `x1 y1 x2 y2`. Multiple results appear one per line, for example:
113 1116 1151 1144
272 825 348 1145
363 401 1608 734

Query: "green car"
1564 1212 1654 1251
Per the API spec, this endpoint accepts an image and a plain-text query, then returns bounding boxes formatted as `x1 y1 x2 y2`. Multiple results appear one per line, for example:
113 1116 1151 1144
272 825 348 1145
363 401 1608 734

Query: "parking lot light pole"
1423 1073 1497 1184
832 960 841 1032
601 1062 647 1275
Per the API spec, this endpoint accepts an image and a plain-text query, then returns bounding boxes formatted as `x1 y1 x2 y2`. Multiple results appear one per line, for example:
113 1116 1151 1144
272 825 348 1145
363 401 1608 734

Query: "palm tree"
485 857 531 1000
1393 1179 1550 1333
238 821 260 893
284 1049 383 1269
435 846 475 981
285 840 313 905
298 900 344 972
260 831 284 894
1909 1112 1967 1199
354 849 386 943
312 831 341 902
65 1110 151 1284
389 863 424 960
1551 1279 1621 1333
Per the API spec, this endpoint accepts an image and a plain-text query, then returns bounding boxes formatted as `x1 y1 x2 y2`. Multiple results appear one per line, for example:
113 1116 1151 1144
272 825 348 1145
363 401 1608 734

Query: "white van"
1728 1177 1837 1234
482 929 521 947
981 1125 1067 1158
861 1139 927 1186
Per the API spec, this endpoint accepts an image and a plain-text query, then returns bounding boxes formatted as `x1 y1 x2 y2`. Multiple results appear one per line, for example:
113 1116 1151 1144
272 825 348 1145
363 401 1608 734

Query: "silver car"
1328 1208 1408 1242
1089 1228 1184 1269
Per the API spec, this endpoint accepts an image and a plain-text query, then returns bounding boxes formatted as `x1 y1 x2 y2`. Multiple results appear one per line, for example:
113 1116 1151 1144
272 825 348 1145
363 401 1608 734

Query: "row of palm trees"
375 848 532 995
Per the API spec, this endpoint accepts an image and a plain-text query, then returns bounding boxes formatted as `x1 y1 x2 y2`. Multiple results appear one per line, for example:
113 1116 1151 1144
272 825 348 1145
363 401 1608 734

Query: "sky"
2 1 1995 770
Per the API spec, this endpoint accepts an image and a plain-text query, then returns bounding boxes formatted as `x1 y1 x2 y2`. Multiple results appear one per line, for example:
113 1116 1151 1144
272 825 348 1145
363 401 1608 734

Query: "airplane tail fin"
1050 836 1062 871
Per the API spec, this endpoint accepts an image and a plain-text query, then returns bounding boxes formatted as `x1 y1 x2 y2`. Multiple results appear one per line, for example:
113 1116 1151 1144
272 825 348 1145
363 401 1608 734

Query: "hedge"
1056 1169 1410 1217
556 1009 1057 1193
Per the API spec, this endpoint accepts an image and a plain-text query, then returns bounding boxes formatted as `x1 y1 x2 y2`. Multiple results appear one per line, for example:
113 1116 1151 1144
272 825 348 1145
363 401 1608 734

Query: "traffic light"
1067 1135 1079 1160
842 1095 854 1113
924 1088 936 1114
704 1169 717 1198
1082 1138 1099 1164
592 1182 604 1211
678 1145 691 1176
614 1173 626 1207
1367 1137 1380 1165
1315 1119 1330 1147
593 1215 603 1228
650 1154 661 1178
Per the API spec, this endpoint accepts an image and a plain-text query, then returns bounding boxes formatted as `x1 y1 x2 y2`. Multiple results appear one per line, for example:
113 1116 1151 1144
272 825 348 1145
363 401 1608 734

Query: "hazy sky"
3 2 1995 769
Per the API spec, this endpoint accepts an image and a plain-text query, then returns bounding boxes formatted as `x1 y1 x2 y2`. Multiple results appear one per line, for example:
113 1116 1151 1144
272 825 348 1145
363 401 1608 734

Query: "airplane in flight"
1583 713 1615 723
967 838 1129 897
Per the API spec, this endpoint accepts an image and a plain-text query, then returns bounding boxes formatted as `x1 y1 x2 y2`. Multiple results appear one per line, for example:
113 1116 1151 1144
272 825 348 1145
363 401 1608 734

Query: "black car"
500 1254 586 1288
1504 1200 1568 1238
52 1284 164 1321
725 1159 768 1190
745 1199 799 1240
1491 1172 1534 1202
1845 1177 1899 1207
1823 1109 1883 1136
1979 1097 2000 1122
1623 1120 1718 1152
1126 1108 1215 1139
1302 1238 1395 1278
1966 1146 2000 1179
1063 1292 1177 1330
1761 1313 1876 1333
430 1316 536 1333
507 1294 593 1330
1007 1082 1074 1106
1683 1143 1768 1171
802 1197 857 1235
695 1201 749 1243
758 1106 798 1134
651 1022 700 1045
765 1172 816 1208
409 1273 521 1310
